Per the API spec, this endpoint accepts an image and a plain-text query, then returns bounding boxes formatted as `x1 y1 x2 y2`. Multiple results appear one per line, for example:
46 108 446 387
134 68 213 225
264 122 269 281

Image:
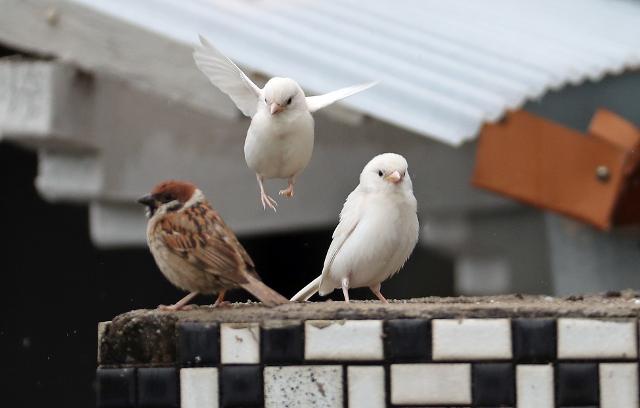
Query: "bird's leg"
256 174 277 211
370 283 389 304
279 176 296 198
341 277 350 303
213 290 229 307
158 292 198 311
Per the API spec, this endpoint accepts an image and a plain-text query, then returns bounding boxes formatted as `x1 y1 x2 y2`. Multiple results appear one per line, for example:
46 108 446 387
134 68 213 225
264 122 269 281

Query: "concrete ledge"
99 292 640 366
97 293 640 407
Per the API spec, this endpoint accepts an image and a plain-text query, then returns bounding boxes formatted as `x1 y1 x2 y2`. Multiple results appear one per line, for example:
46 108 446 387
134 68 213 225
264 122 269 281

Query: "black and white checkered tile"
97 318 640 407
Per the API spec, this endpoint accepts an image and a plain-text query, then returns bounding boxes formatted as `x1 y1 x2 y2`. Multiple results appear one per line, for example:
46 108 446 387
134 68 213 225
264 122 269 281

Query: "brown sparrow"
138 180 288 310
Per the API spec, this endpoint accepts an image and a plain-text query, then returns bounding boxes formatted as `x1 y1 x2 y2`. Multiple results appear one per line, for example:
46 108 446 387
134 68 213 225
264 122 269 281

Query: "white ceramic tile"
264 365 343 408
220 323 260 364
432 319 512 360
180 368 218 408
305 320 383 360
347 366 385 408
600 363 639 408
516 364 554 408
390 364 471 405
558 319 637 359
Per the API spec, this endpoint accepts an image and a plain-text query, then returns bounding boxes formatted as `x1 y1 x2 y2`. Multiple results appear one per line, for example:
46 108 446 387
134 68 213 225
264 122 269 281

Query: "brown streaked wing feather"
156 202 251 284
211 216 256 271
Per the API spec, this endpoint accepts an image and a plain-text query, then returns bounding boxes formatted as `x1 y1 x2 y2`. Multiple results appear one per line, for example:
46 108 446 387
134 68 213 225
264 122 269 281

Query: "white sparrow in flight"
193 35 377 211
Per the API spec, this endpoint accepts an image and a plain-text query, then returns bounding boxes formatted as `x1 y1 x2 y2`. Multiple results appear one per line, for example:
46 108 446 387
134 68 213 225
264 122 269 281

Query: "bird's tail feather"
241 274 288 306
290 276 322 302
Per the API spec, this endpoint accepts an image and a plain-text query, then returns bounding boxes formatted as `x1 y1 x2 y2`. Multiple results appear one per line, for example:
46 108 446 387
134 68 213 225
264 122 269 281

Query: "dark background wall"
0 142 452 407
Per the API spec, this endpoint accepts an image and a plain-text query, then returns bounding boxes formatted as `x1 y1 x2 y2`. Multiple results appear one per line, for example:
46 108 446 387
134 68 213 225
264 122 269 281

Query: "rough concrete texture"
100 312 178 366
99 291 640 366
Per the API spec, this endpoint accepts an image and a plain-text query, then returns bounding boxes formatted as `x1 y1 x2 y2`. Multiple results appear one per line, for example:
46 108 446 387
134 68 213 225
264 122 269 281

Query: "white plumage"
291 153 419 303
193 35 377 211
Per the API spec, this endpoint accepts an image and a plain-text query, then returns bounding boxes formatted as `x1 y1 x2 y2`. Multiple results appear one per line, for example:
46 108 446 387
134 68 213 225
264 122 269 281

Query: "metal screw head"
596 165 611 182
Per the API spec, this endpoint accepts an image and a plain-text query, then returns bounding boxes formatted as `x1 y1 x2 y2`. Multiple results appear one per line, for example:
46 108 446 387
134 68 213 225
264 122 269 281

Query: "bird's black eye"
264 98 268 104
378 170 384 177
160 193 175 203
287 97 292 105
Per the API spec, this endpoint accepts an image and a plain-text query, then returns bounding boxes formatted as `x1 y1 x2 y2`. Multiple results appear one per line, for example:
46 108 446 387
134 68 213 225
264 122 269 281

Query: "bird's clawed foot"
370 284 389 304
256 174 278 212
260 192 278 212
341 277 350 303
213 291 230 308
279 181 295 198
158 292 198 311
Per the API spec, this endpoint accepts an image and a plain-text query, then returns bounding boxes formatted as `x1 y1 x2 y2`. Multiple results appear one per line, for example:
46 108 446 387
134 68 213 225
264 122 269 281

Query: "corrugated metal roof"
71 0 640 145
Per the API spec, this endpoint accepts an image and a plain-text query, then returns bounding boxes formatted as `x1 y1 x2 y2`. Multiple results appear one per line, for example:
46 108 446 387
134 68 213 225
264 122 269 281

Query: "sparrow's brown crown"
137 180 198 213
150 180 197 203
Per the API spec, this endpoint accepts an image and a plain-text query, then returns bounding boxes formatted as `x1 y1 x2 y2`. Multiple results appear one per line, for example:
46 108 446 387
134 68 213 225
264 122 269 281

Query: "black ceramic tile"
513 318 556 362
96 368 136 408
177 321 219 366
137 367 179 408
384 319 430 361
221 365 263 407
557 363 598 406
472 363 515 407
261 324 304 364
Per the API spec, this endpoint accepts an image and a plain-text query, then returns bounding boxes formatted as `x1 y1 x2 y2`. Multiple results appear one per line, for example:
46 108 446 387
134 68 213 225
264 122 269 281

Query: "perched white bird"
193 35 377 211
290 153 419 303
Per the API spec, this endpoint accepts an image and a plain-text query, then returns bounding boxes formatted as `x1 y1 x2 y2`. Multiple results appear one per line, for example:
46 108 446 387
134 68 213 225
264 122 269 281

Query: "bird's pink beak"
384 170 403 184
270 103 284 115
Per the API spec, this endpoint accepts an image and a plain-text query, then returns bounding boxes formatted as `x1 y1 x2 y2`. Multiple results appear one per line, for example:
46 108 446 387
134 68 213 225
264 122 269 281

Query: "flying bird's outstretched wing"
193 35 262 117
305 81 378 113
